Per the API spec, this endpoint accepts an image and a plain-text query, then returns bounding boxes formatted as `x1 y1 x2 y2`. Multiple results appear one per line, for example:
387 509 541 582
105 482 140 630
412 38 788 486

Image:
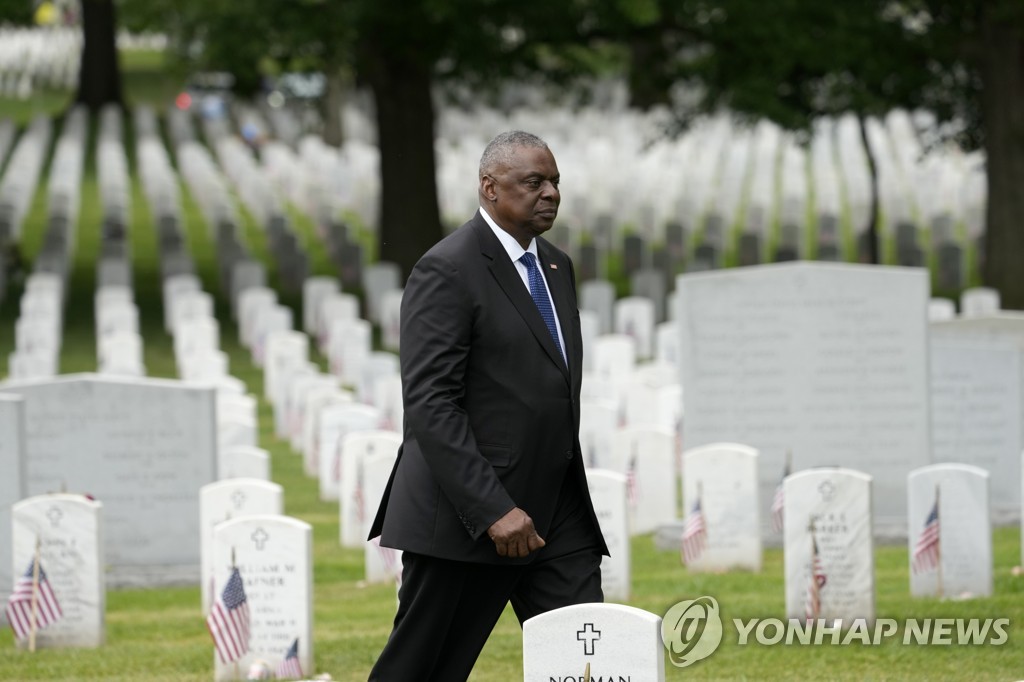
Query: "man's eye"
526 180 541 189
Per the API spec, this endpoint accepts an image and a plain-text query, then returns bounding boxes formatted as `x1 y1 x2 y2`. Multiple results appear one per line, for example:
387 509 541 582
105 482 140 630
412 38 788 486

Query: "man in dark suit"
367 130 608 680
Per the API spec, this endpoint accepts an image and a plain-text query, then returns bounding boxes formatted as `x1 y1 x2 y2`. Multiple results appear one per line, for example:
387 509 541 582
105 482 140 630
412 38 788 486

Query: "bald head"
479 131 550 179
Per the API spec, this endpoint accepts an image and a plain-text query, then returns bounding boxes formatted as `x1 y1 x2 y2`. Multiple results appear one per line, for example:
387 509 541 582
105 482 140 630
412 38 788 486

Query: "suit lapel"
474 219 571 383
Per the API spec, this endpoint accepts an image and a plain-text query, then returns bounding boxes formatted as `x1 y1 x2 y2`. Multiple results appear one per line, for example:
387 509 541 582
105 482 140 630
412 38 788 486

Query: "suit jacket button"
564 449 574 460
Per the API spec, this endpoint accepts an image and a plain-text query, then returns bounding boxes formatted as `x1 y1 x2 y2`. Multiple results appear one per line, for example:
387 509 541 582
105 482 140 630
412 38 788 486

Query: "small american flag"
372 537 403 584
770 461 791 533
912 498 941 574
207 566 250 664
353 459 366 525
276 638 304 680
680 498 707 565
549 263 558 270
5 558 63 640
625 452 639 508
805 535 827 621
331 440 342 484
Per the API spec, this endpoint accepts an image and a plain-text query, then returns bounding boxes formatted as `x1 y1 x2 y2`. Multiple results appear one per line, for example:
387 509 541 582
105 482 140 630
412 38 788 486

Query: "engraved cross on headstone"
251 527 270 550
231 489 247 510
818 480 835 502
46 506 63 528
577 622 601 656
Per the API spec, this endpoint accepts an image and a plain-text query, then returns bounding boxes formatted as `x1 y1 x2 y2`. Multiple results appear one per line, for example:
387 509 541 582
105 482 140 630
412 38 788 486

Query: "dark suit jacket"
368 212 608 564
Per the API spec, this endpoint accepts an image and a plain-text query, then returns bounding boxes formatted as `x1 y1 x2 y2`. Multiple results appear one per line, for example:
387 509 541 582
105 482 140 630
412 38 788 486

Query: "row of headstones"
8 273 64 379
432 107 979 254
664 446 997 604
40 106 87 281
0 114 65 309
550 219 974 304
9 491 315 680
158 269 276 483
776 464 995 624
95 104 133 291
0 27 79 97
134 111 280 485
203 117 311 294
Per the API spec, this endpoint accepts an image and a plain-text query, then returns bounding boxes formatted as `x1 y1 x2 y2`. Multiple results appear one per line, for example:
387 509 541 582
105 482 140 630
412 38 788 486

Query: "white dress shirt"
479 207 567 363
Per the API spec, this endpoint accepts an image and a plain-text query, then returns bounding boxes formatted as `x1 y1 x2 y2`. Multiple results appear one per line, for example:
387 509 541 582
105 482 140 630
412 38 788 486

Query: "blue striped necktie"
519 252 565 365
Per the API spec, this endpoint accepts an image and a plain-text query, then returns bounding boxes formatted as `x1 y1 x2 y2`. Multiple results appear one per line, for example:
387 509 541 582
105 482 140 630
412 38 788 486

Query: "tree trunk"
321 69 346 148
361 44 444 282
75 0 123 111
979 8 1024 309
857 115 880 265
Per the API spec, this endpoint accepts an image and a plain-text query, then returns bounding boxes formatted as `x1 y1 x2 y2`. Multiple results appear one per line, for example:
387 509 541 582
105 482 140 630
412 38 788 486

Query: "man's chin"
532 214 557 230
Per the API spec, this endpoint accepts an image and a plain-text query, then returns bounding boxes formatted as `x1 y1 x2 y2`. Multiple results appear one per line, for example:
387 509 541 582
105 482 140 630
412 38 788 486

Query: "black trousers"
368 546 603 681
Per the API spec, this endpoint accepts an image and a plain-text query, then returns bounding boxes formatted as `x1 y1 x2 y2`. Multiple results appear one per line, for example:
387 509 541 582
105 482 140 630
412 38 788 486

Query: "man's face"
483 145 561 246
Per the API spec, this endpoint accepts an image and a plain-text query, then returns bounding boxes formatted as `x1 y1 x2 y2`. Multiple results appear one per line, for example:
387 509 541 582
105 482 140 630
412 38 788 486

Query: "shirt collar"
479 207 537 262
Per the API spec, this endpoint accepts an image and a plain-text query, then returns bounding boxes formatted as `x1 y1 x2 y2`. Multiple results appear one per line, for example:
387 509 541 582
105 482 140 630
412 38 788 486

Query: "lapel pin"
549 263 558 270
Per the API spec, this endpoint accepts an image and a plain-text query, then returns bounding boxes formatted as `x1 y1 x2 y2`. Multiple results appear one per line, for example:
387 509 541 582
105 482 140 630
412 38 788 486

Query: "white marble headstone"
287 374 339 452
930 320 1024 521
238 287 278 348
380 289 403 353
679 263 930 531
593 334 637 386
611 427 677 535
219 445 271 481
907 464 991 599
362 448 402 585
579 309 599 374
11 494 104 648
580 400 618 469
614 296 656 360
0 375 217 585
212 515 313 681
200 479 284 614
318 404 383 501
317 292 360 350
0 395 25 622
580 279 615 334
327 318 371 386
960 287 1000 318
358 352 399 405
928 298 955 322
523 603 664 682
783 468 874 623
302 276 339 334
264 330 308 406
585 469 631 602
339 430 402 548
362 261 402 324
300 386 353 466
682 443 762 572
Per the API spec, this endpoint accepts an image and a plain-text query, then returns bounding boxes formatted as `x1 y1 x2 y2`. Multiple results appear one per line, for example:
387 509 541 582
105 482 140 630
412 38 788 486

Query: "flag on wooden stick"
805 530 827 621
5 556 63 641
207 565 250 664
276 638 303 679
912 493 941 575
770 453 791 533
681 495 707 565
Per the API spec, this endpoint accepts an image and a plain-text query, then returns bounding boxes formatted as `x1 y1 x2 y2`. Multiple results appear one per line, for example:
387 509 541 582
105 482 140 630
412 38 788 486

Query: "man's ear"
480 174 498 202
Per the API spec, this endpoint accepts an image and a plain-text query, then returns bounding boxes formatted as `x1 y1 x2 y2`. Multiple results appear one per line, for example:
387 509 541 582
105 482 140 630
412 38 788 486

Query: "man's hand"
487 507 546 558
